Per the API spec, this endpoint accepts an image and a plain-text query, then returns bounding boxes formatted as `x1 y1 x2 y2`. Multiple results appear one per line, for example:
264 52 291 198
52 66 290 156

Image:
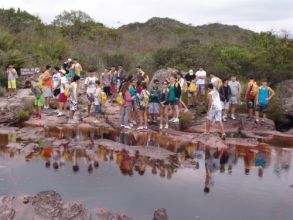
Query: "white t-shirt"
94 87 102 105
52 72 61 89
85 76 97 94
178 78 185 90
60 76 68 93
211 77 219 88
196 70 207 85
209 90 222 111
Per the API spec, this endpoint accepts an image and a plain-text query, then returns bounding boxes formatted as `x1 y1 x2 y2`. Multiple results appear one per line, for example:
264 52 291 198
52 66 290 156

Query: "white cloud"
1 0 293 32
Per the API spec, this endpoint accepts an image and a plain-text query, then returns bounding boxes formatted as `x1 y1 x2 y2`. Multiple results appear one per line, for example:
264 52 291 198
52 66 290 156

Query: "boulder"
61 202 91 220
276 80 293 117
96 208 132 220
149 68 178 87
0 196 16 220
153 208 169 220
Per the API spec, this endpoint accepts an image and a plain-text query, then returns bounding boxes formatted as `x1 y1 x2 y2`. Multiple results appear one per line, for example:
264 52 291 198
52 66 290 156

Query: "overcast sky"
1 0 293 33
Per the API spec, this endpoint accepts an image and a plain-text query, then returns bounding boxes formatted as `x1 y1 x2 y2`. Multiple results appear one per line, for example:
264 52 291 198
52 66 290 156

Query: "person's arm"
13 68 18 78
245 85 249 100
255 89 260 105
207 94 212 111
267 87 275 101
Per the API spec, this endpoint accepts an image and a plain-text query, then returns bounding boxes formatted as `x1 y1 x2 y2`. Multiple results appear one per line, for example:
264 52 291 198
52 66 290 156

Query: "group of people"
6 61 276 138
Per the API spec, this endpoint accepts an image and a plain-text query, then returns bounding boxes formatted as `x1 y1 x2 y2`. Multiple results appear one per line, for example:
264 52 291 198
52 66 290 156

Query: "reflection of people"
256 150 265 178
72 149 79 173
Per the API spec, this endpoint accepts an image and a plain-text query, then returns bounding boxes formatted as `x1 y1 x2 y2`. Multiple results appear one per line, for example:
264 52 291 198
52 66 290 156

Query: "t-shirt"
94 87 102 105
7 69 17 80
169 85 176 101
42 71 53 87
75 63 82 76
209 90 222 111
102 72 111 87
130 87 136 96
85 76 97 94
211 77 219 88
185 74 195 84
60 76 68 93
178 78 185 90
149 86 160 103
52 72 61 89
195 70 207 85
229 81 241 96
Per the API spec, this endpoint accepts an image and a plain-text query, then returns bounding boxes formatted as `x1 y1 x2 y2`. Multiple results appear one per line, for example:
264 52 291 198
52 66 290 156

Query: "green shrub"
16 110 30 121
0 86 6 97
179 111 193 130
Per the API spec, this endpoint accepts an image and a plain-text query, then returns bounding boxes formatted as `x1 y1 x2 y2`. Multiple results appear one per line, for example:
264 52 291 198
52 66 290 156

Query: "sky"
1 0 293 33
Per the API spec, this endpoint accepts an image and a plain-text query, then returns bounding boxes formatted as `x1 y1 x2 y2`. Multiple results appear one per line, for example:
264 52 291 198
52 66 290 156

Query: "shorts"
44 86 52 98
207 106 222 122
111 83 116 93
247 100 254 109
35 94 45 106
255 104 268 113
58 93 67 103
230 96 238 105
138 105 147 111
87 93 95 105
68 98 77 112
221 101 230 110
95 105 102 114
169 98 180 106
103 86 111 96
187 91 196 97
8 80 16 89
149 103 160 114
196 84 205 95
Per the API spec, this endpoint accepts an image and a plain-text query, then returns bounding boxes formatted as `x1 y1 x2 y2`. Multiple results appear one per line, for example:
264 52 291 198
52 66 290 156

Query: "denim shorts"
95 105 102 114
169 98 179 106
255 104 268 113
247 100 254 109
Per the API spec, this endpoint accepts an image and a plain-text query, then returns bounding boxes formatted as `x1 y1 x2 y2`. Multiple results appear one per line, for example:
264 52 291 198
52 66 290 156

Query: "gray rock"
32 191 63 219
149 68 179 88
96 208 132 220
61 202 91 220
153 208 169 220
0 196 16 220
276 80 293 117
6 142 25 150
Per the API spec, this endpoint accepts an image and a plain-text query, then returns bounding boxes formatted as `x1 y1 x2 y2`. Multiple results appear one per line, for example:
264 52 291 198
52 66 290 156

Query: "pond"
0 128 293 220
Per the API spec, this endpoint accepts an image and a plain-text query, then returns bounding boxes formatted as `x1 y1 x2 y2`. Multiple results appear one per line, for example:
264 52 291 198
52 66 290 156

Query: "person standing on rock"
159 81 170 129
39 65 53 110
136 66 149 84
121 82 135 129
185 69 196 107
84 71 97 117
117 65 127 92
101 68 112 98
254 79 275 125
57 69 69 117
195 65 207 96
31 80 44 120
245 75 258 120
52 67 61 99
176 71 188 111
168 75 181 123
219 78 232 122
205 83 226 139
137 83 150 130
68 75 80 124
228 74 242 120
6 64 18 98
110 66 118 103
149 79 161 124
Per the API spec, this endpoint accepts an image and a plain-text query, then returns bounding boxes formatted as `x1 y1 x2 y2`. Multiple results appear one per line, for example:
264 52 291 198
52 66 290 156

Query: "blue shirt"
258 86 269 105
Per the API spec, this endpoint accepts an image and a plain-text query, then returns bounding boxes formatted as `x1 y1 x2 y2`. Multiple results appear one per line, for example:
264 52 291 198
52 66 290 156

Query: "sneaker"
129 123 134 127
184 108 189 113
254 119 259 125
57 112 64 117
137 126 144 130
165 124 169 129
260 119 265 125
132 121 137 125
54 109 59 113
159 124 163 129
143 126 148 129
120 124 125 128
231 115 236 120
169 117 175 122
173 118 179 123
44 105 49 110
124 125 131 129
223 117 227 122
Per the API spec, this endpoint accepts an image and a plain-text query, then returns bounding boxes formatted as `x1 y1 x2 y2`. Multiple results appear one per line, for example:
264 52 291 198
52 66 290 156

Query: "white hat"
189 69 194 75
67 58 72 62
61 69 66 74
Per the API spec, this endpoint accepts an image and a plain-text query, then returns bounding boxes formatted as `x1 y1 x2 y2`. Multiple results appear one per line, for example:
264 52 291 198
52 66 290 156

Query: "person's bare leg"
38 106 41 115
160 108 163 125
139 111 143 127
219 121 225 135
205 119 211 134
175 105 179 119
86 105 91 117
263 113 266 120
231 105 236 116
255 111 259 121
165 107 169 126
144 111 148 127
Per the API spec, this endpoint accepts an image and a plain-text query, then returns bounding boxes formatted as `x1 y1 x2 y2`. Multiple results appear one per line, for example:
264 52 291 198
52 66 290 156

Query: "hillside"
0 8 292 86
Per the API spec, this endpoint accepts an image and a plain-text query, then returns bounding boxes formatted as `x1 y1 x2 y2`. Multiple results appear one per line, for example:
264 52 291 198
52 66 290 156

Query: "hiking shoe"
260 119 265 125
173 118 179 123
159 124 163 130
223 117 228 122
165 124 169 129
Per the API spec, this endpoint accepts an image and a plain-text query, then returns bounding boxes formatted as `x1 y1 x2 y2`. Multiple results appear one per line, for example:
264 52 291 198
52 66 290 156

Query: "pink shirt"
123 91 132 107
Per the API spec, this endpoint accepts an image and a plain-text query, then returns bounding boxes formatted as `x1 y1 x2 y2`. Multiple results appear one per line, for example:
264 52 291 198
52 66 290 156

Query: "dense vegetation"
0 8 293 86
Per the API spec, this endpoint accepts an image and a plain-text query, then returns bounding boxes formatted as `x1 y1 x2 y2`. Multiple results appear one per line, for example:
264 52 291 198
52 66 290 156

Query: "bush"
16 110 30 121
179 111 193 130
0 86 6 97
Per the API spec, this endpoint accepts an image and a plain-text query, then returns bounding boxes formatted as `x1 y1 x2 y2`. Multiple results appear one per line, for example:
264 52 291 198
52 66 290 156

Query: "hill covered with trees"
0 8 293 85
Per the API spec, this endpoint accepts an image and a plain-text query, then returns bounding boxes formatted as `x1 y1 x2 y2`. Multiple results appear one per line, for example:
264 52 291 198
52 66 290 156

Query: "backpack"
101 91 107 105
116 92 124 106
139 90 149 108
183 81 188 92
64 85 69 97
251 82 258 97
189 83 197 93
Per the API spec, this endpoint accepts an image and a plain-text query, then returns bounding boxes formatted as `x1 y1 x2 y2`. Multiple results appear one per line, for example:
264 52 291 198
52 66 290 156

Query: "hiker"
57 69 68 117
117 65 127 91
176 71 188 111
245 75 258 120
219 78 232 122
136 66 149 84
137 82 150 130
39 65 53 110
129 79 137 127
168 75 181 123
68 75 80 124
210 72 222 90
255 79 275 124
6 64 18 97
149 79 161 124
63 58 71 75
31 80 44 120
110 66 118 103
121 82 135 129
101 68 112 98
185 69 196 107
205 83 226 139
94 80 102 122
195 65 207 95
159 81 170 129
84 71 97 117
228 74 242 120
52 66 61 99
74 58 83 77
